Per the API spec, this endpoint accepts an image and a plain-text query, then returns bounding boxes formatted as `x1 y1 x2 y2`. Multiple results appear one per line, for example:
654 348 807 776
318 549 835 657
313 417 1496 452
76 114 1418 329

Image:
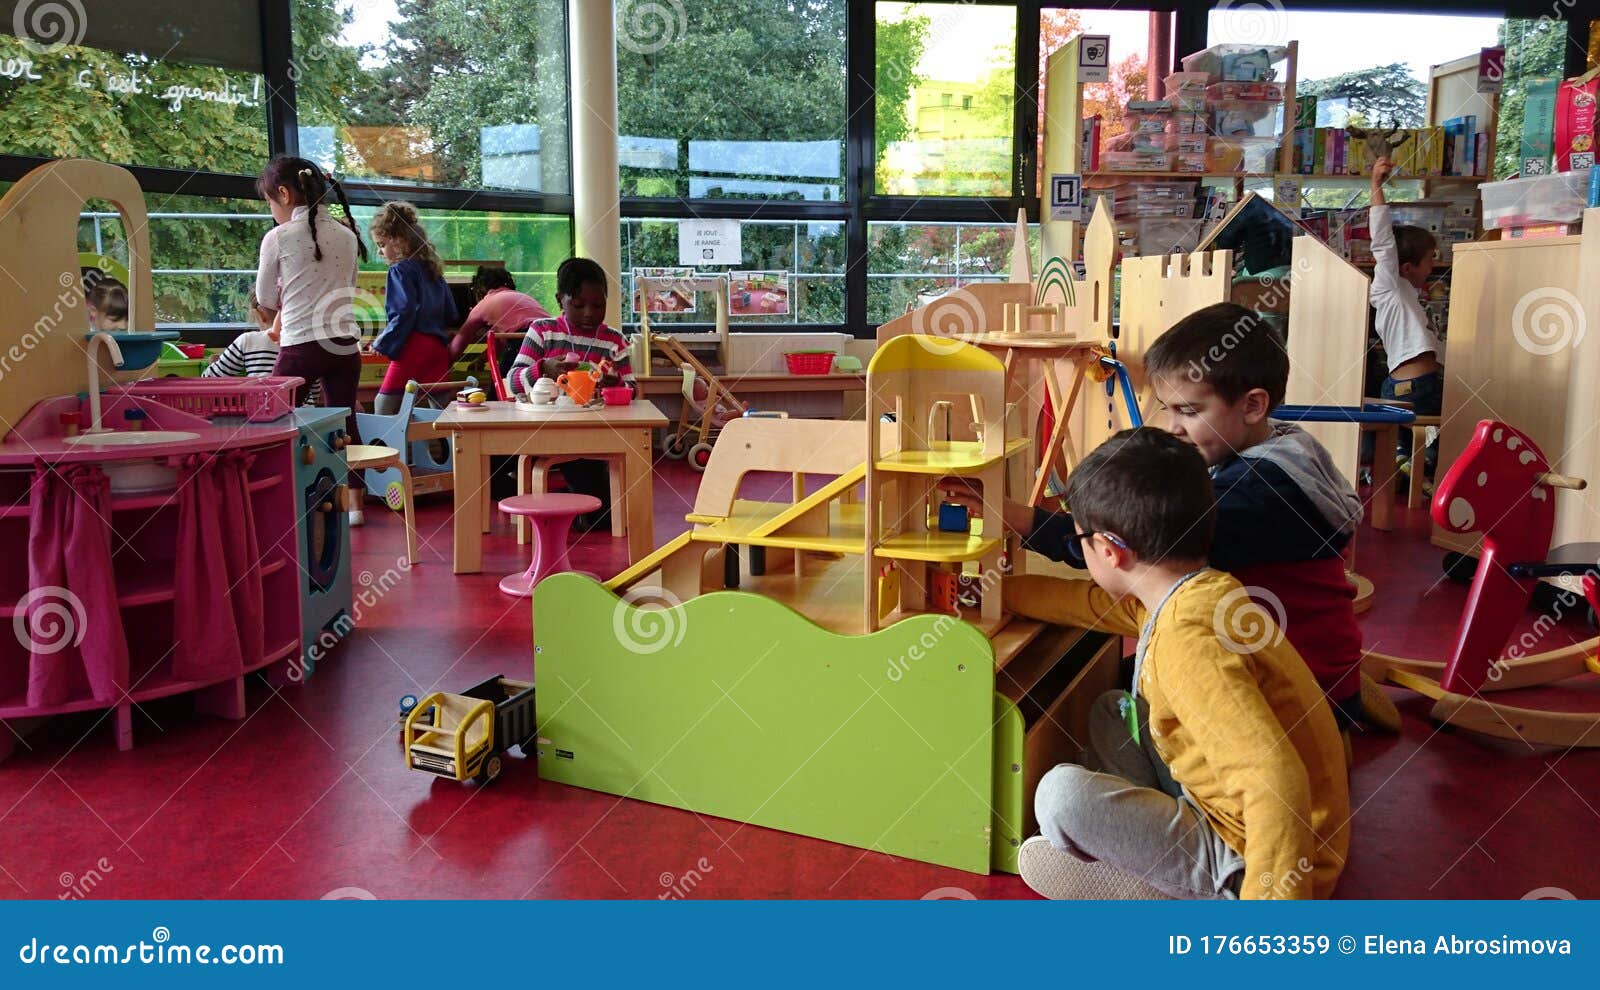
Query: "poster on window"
729 271 790 316
631 267 697 315
679 219 742 265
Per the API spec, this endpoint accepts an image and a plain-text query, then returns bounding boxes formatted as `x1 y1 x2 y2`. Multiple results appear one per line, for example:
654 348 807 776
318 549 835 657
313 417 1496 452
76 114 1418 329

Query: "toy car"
400 676 537 784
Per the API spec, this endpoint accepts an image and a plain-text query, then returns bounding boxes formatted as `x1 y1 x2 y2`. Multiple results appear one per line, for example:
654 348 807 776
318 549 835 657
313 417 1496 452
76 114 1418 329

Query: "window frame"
2 1 1591 336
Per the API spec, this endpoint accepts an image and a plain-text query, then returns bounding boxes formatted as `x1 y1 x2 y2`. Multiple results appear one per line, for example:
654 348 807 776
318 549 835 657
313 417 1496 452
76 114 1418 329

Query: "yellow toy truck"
401 676 536 784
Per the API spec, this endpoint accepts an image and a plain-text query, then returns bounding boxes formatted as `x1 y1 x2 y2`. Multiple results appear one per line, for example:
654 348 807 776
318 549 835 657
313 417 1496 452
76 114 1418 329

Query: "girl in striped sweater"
506 257 634 531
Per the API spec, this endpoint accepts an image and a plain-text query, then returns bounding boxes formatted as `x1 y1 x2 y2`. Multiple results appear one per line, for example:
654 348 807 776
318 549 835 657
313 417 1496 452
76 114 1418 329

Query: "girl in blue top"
369 201 459 415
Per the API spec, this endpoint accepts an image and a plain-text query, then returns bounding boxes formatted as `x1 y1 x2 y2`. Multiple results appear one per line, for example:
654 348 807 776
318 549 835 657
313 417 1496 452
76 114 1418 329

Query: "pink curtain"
217 451 263 670
26 463 128 708
173 454 244 682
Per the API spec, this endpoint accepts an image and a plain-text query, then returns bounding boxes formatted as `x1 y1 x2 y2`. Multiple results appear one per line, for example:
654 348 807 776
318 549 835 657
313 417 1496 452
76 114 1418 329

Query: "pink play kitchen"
0 160 352 763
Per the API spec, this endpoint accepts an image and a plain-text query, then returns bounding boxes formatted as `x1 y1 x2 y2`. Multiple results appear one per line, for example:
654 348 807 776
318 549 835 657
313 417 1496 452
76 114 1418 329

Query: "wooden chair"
345 444 418 565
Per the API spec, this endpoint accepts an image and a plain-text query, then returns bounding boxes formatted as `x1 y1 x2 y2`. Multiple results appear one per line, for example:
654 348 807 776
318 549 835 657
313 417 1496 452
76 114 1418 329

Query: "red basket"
114 376 301 423
783 351 837 375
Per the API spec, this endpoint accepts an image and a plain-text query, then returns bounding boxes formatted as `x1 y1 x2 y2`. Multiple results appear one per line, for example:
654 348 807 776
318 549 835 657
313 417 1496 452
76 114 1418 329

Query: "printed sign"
631 267 697 315
729 271 790 317
678 219 741 266
1274 176 1302 219
1477 47 1505 94
1078 35 1110 84
1049 173 1083 222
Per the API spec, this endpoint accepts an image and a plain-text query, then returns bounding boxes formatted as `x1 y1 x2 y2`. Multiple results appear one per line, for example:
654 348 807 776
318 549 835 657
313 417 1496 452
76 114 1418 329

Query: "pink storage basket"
114 376 302 423
783 351 836 375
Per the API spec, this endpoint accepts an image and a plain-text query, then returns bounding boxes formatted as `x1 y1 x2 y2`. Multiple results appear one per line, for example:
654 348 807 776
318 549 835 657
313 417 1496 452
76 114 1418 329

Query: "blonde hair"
370 201 443 280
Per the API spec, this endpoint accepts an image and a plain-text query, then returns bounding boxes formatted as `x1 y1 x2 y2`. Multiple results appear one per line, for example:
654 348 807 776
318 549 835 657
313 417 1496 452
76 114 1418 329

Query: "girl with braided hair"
254 154 372 524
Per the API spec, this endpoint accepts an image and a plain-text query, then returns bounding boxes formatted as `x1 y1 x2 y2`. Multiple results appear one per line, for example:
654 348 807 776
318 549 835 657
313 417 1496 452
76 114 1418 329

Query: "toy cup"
556 368 600 405
601 386 633 407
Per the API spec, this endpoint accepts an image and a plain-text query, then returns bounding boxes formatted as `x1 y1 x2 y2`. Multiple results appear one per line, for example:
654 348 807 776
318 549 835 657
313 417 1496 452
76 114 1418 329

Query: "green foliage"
874 14 930 179
1494 18 1567 180
1298 63 1427 129
617 0 849 199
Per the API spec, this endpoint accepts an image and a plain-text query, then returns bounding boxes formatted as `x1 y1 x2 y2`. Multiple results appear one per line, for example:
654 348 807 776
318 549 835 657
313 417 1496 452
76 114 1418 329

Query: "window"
348 207 573 311
620 219 845 326
876 2 1016 197
1039 8 1170 196
1 3 268 174
616 1 847 201
290 0 570 193
867 221 1037 324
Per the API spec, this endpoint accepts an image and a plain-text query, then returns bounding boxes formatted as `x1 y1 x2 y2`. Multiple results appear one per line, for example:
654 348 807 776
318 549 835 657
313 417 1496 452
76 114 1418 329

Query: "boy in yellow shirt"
1009 428 1349 900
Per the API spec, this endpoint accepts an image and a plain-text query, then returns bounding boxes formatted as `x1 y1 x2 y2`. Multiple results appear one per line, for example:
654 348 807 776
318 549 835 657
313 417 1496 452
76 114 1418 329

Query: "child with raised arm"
1006 428 1350 900
1370 155 1443 475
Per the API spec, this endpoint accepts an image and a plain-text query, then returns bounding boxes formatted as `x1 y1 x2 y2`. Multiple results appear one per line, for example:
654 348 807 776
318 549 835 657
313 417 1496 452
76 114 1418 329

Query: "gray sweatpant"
1034 690 1246 899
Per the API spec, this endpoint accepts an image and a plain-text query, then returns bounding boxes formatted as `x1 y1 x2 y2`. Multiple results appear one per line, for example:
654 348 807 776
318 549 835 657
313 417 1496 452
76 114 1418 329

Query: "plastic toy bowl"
602 386 633 406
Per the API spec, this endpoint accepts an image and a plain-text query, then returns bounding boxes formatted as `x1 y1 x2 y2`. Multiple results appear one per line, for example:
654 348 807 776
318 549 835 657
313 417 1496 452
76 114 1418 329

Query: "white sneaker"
1017 835 1171 900
348 508 365 528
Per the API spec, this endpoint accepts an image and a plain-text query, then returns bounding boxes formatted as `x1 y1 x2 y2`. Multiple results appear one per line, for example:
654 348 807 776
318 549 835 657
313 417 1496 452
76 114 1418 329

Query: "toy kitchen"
0 159 353 763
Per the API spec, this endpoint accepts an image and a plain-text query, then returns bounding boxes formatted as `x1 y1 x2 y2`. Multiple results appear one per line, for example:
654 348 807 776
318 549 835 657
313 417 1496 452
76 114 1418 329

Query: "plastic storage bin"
1162 71 1212 94
1207 136 1280 173
1174 152 1210 173
1206 81 1284 102
1479 170 1593 230
1181 44 1288 82
1210 101 1282 139
1103 151 1173 172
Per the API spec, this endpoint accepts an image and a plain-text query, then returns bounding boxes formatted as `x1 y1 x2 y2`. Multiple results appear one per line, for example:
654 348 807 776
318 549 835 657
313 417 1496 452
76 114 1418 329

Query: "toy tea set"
506 360 632 412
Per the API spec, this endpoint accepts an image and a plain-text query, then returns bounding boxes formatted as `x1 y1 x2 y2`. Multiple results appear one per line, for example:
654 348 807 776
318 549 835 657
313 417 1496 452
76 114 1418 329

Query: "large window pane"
291 0 570 193
1 22 267 172
876 2 1016 197
616 1 847 200
620 219 845 326
867 221 1037 324
1039 9 1167 196
79 198 570 326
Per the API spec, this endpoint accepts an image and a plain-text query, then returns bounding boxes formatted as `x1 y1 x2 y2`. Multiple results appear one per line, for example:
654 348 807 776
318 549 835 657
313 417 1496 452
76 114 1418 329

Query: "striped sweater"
202 330 323 404
506 315 634 397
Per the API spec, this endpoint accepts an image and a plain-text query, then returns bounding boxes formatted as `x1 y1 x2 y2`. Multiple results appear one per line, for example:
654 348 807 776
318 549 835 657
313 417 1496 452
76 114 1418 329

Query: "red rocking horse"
1364 419 1600 747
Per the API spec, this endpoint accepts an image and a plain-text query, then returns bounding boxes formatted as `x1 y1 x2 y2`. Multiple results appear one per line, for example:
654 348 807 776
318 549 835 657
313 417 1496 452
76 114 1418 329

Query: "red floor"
2 462 1598 901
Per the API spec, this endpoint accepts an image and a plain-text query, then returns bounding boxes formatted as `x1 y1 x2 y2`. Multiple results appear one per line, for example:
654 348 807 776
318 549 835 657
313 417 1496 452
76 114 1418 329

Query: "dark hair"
87 279 128 321
370 201 443 280
1065 428 1215 564
1144 302 1289 410
1393 224 1437 269
472 265 516 299
256 155 369 264
555 257 608 301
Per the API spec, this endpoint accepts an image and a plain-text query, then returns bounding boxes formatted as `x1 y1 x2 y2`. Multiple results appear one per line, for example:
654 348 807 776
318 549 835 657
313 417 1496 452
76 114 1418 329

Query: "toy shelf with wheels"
534 337 1120 873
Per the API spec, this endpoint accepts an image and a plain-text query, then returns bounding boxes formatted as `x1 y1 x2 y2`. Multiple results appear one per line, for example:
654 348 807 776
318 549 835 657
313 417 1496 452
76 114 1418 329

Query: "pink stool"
496 492 602 597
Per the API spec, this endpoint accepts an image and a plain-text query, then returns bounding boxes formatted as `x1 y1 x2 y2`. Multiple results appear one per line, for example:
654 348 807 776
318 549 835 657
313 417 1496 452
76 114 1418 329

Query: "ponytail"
258 154 369 263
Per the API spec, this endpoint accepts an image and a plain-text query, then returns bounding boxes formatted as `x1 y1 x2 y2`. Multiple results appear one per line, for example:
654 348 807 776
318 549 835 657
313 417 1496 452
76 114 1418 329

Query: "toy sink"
64 430 200 446
87 331 180 372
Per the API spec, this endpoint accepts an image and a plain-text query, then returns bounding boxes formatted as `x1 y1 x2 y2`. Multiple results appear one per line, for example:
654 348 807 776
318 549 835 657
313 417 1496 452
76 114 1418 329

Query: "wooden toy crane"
1364 419 1600 747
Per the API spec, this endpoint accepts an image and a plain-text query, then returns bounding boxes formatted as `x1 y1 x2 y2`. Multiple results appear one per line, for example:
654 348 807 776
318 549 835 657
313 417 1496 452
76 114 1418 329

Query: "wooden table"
433 400 668 573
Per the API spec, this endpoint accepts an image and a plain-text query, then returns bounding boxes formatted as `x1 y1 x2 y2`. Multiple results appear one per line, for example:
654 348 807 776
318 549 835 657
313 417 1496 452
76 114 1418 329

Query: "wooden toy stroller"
654 333 748 470
1363 419 1600 747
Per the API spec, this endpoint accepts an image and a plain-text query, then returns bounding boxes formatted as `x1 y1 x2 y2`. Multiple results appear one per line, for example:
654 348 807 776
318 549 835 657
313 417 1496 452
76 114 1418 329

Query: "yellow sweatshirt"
1005 569 1350 899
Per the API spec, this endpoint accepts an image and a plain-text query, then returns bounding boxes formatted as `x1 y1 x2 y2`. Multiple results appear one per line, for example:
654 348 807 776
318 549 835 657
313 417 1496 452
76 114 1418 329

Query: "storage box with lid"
1180 43 1289 82
1103 151 1173 172
1207 136 1279 173
1479 169 1593 230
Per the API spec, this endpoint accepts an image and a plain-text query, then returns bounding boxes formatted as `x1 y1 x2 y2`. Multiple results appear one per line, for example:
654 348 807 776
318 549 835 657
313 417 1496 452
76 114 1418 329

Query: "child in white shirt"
203 292 323 404
1369 156 1443 474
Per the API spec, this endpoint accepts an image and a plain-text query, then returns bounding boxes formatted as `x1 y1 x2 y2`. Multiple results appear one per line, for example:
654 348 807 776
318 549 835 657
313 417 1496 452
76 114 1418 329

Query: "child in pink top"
448 266 551 361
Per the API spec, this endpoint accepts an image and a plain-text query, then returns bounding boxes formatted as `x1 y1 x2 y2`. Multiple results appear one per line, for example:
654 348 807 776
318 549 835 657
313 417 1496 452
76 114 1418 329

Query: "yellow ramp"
746 462 867 544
